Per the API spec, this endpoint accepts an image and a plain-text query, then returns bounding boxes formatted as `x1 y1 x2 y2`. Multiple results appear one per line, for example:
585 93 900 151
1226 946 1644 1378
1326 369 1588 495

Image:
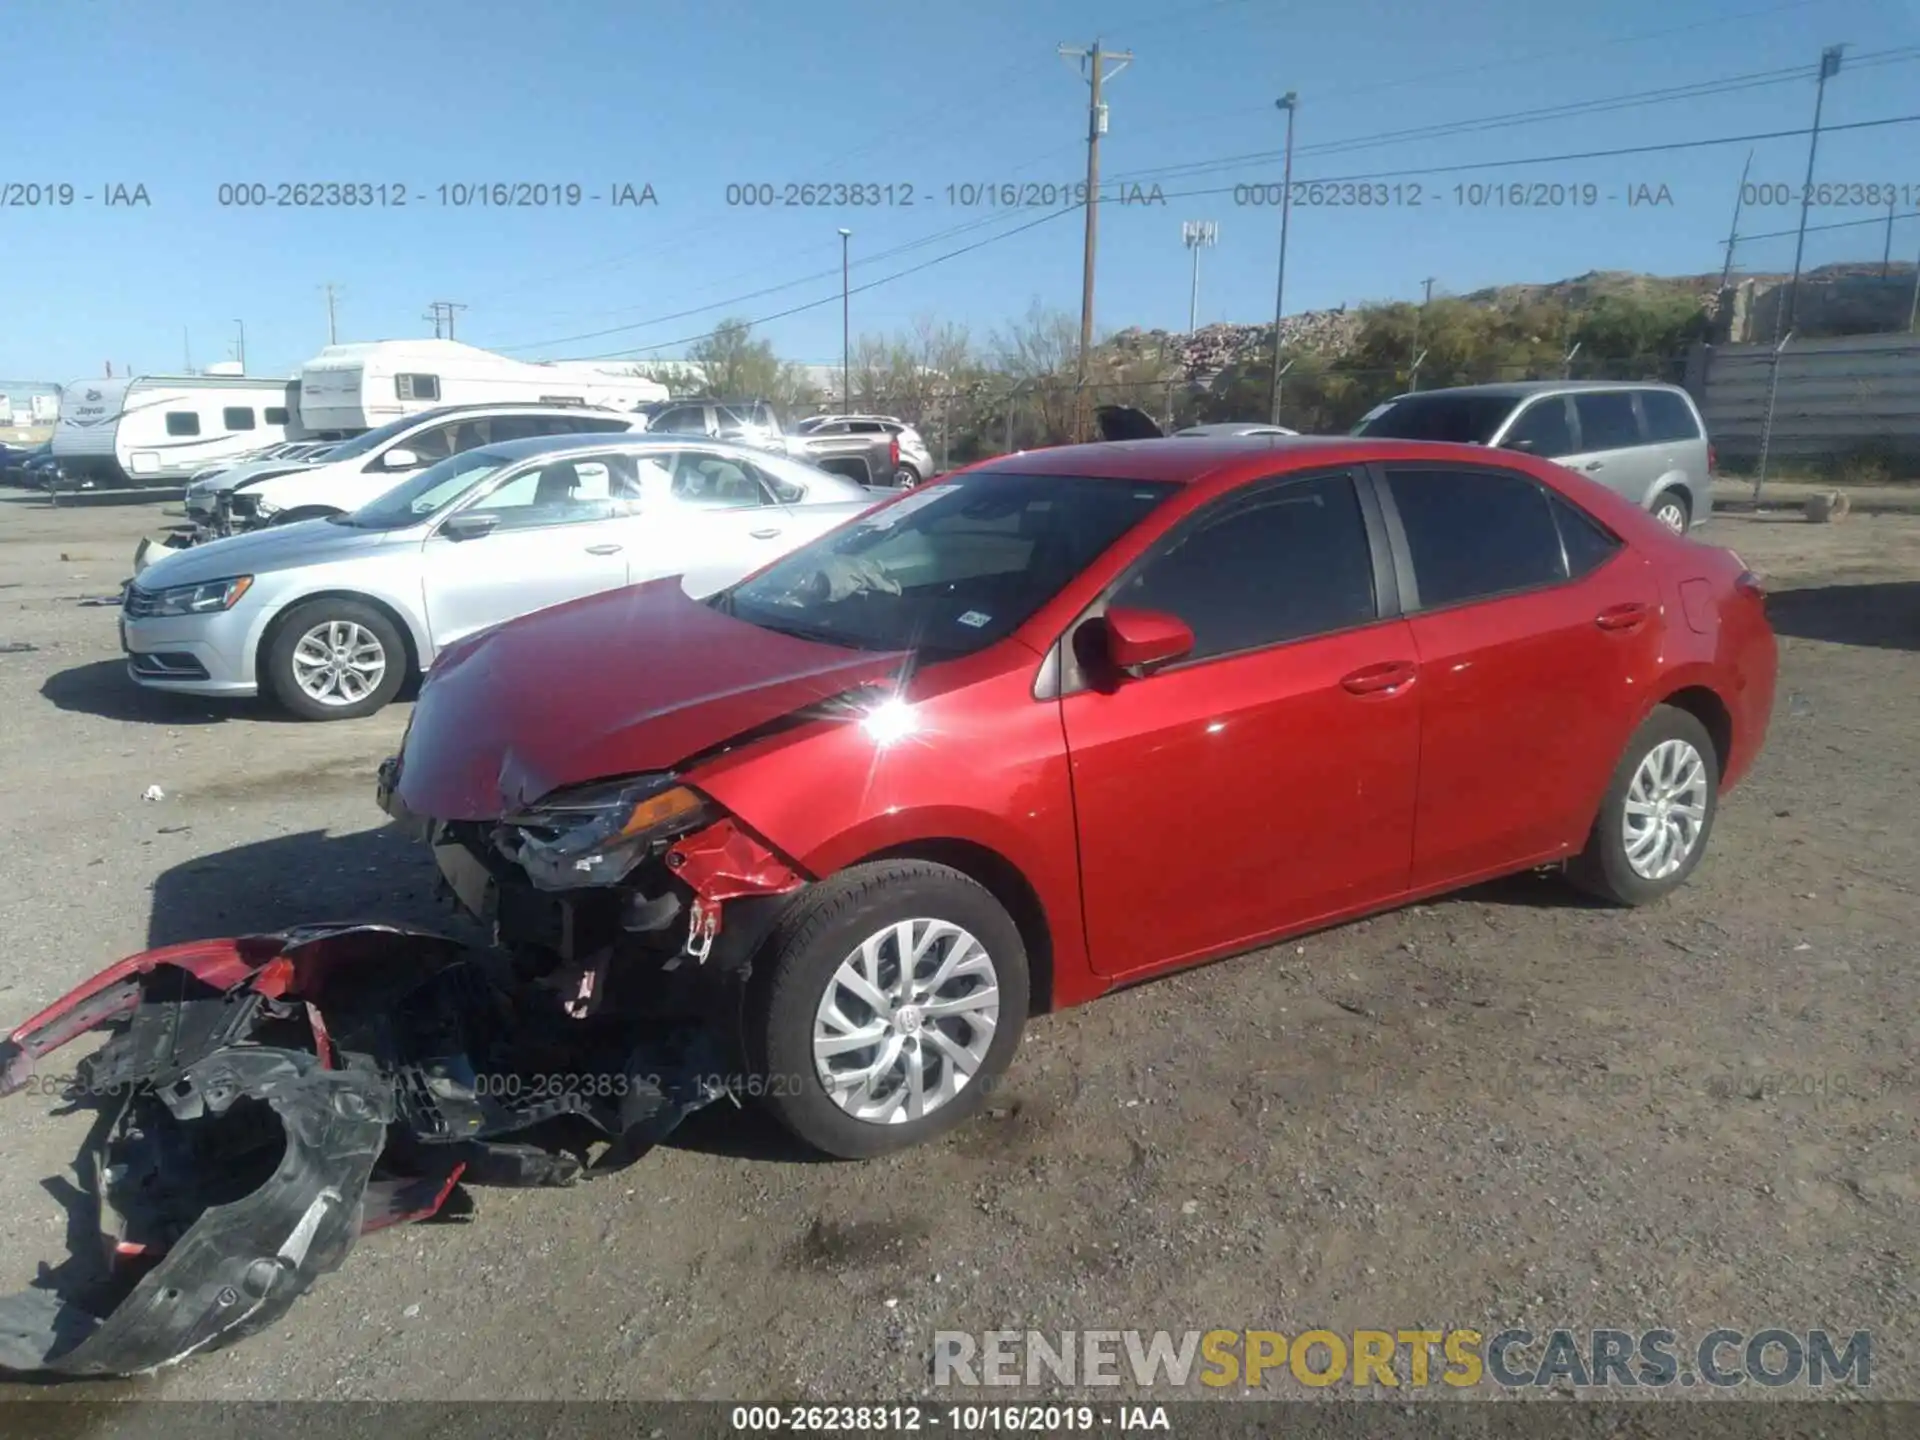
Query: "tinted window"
1551 493 1622 579
265 406 290 425
1501 396 1576 458
1114 472 1377 662
401 422 458 463
223 406 256 431
1573 391 1643 451
1639 389 1701 442
396 373 441 402
570 416 633 434
1388 467 1567 608
723 473 1177 658
165 412 200 436
650 405 708 434
1354 393 1517 444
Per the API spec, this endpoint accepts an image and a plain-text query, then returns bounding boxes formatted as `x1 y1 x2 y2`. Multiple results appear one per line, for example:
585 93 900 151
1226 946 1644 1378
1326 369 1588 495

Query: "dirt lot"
0 488 1915 1405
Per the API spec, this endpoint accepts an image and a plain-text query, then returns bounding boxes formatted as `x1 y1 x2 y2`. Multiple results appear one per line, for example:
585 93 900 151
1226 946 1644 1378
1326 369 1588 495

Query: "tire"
1650 491 1690 534
1567 704 1719 906
745 860 1030 1159
263 598 408 721
892 466 922 489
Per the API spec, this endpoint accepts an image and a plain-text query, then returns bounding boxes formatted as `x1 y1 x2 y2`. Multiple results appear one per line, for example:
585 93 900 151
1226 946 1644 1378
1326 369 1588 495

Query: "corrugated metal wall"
1697 334 1920 463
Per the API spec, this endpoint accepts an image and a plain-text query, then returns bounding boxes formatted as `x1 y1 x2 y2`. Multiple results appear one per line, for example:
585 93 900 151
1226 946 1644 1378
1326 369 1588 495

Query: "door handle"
749 527 783 539
1595 601 1649 632
1340 660 1417 696
584 543 623 555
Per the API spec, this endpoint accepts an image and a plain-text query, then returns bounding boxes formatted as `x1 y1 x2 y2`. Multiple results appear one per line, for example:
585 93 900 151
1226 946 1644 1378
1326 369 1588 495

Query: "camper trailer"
296 339 667 432
51 374 304 489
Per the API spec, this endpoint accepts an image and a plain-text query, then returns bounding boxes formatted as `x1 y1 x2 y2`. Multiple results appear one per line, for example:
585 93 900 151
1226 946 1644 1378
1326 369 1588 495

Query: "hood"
1095 405 1166 441
208 460 318 494
393 579 910 821
133 518 407 589
395 577 909 820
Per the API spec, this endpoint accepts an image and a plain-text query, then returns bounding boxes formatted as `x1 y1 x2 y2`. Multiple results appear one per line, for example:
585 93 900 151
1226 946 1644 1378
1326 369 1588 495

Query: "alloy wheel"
812 917 999 1124
1653 498 1688 533
1622 738 1708 880
290 620 388 708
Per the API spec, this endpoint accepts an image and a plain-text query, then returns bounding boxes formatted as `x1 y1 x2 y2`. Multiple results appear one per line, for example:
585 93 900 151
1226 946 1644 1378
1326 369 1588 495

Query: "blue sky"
5 0 1918 385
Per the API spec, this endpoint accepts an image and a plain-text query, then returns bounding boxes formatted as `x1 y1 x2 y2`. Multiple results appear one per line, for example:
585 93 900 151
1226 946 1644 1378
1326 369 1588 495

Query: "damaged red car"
376 435 1777 1159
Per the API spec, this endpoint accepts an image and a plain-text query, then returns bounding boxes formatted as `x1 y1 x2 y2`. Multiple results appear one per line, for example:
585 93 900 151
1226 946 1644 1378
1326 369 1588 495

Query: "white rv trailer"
296 339 668 432
51 374 303 489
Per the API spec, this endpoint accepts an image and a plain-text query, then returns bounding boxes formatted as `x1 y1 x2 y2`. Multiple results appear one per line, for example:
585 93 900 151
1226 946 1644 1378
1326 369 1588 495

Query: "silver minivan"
1353 380 1712 533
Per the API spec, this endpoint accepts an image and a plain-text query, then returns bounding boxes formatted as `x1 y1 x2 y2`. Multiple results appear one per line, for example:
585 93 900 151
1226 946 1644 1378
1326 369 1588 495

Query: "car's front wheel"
264 598 407 721
1567 704 1719 905
745 860 1029 1158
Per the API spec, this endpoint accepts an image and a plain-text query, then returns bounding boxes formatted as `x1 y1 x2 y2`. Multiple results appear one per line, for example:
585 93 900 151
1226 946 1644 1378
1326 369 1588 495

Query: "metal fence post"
1753 329 1794 503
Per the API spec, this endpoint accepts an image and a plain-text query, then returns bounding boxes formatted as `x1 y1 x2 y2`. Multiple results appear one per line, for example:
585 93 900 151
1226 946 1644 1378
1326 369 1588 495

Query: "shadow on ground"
41 660 280 727
1767 580 1920 653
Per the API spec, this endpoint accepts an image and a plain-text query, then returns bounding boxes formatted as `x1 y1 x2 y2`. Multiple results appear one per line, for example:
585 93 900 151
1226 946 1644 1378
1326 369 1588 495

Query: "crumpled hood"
395 577 908 820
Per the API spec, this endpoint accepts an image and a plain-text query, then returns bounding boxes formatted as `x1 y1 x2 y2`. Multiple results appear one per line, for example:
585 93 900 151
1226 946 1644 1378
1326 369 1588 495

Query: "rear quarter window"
1638 389 1702 443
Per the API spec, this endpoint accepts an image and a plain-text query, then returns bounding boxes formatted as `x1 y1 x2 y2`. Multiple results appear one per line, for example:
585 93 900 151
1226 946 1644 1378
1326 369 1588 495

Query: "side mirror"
440 510 500 542
383 447 420 471
1104 606 1193 673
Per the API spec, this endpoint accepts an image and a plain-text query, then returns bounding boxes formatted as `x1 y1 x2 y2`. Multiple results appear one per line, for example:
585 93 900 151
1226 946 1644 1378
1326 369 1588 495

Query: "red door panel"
1063 619 1421 978
1404 553 1665 889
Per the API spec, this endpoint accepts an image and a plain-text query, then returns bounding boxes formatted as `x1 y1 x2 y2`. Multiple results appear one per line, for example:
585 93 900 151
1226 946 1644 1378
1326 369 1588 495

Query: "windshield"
342 448 513 529
1351 392 1519 444
316 411 434 463
717 471 1177 659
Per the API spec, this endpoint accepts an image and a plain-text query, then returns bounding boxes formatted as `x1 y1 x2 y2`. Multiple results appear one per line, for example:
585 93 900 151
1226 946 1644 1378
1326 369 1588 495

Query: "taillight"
1735 570 1766 600
1708 441 1718 473
889 435 900 468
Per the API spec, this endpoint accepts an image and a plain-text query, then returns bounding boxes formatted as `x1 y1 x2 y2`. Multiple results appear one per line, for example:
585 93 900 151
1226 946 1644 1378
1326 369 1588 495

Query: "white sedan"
120 433 878 720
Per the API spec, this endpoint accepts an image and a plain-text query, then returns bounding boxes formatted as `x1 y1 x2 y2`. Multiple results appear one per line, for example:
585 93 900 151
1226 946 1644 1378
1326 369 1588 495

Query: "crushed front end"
0 920 749 1378
377 755 810 1040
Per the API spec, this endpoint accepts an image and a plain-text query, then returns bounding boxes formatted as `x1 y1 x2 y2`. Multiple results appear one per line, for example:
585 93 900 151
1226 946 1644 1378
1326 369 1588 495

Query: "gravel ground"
0 489 1914 1407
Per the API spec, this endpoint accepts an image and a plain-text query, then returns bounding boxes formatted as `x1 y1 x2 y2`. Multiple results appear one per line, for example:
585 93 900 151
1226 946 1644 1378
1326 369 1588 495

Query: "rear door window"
1501 396 1577 459
1385 466 1569 608
1638 389 1701 442
1572 392 1644 452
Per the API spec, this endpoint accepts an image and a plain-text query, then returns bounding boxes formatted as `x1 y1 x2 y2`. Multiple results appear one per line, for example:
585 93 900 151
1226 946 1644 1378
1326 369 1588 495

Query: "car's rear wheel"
264 598 407 721
892 466 922 489
1567 704 1719 906
1650 491 1690 533
745 860 1029 1158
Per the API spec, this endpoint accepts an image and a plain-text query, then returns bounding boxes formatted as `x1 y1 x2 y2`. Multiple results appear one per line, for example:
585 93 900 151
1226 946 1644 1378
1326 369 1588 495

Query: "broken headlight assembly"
143 574 254 616
496 774 711 890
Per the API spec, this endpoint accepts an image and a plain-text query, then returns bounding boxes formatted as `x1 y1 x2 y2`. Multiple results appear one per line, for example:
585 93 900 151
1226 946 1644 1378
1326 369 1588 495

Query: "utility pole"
1782 45 1845 339
1060 39 1132 441
838 227 853 414
1410 276 1436 390
232 319 246 372
1182 220 1217 333
424 301 466 341
1717 149 1755 298
182 327 192 374
1267 91 1299 426
323 283 340 344
1881 196 1896 278
1909 232 1920 332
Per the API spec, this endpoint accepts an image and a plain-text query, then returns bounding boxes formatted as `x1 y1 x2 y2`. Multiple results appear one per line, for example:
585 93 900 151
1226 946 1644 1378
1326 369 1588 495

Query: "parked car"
1351 381 1712 534
121 434 876 720
642 400 795 454
378 433 1777 1159
794 413 935 487
1093 406 1298 442
1172 421 1299 438
144 402 643 568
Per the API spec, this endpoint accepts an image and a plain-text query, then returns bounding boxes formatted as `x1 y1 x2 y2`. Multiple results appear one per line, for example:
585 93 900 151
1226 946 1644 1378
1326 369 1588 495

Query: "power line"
560 203 1086 362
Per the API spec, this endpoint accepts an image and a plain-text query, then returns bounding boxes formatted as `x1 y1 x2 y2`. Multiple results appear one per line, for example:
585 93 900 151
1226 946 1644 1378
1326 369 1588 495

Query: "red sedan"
382 435 1777 1159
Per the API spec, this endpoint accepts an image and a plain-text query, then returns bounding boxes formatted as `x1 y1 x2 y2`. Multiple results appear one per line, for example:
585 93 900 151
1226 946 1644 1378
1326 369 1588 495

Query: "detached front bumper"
0 923 731 1377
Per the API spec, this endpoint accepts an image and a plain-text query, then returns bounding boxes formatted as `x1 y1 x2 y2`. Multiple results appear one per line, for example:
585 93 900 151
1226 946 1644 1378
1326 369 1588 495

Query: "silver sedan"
120 433 878 720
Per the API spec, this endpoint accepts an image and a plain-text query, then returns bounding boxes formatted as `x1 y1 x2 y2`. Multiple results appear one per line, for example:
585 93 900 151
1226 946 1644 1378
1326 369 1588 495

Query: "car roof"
1175 422 1294 435
402 401 634 424
461 431 800 463
972 434 1523 485
1387 379 1689 401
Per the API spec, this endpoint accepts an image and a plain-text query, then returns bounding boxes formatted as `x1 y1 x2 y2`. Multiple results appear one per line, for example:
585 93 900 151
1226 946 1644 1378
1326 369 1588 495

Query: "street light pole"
838 227 852 414
1268 92 1298 427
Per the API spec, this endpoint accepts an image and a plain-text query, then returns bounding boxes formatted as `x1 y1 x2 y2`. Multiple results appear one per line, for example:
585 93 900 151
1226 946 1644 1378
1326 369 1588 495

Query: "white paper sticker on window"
956 610 992 628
